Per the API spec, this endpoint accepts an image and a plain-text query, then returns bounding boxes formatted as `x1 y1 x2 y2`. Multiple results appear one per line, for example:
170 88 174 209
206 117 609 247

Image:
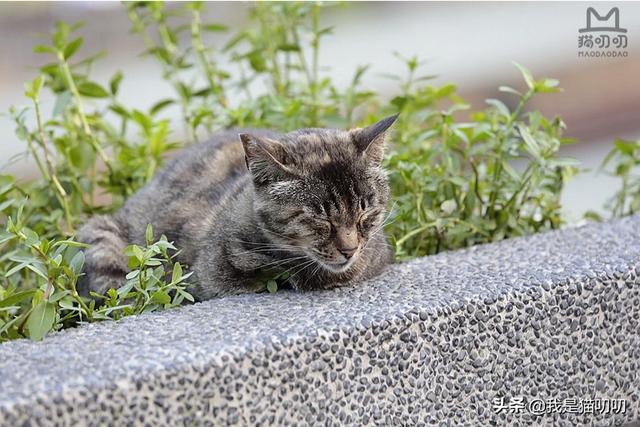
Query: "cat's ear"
350 114 398 165
239 133 296 183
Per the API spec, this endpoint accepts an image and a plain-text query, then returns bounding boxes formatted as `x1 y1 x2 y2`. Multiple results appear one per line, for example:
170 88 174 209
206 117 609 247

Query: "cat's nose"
338 246 358 259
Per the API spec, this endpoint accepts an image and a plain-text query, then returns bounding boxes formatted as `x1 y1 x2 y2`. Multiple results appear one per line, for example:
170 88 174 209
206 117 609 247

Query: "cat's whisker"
246 238 311 253
368 212 397 237
254 227 318 248
360 226 393 255
377 206 398 228
230 239 309 255
253 225 308 243
232 246 301 257
364 236 391 247
230 238 303 249
300 263 322 289
256 255 310 271
287 258 318 284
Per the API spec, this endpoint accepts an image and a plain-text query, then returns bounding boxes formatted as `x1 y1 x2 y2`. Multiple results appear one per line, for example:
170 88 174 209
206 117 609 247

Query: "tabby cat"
77 115 397 300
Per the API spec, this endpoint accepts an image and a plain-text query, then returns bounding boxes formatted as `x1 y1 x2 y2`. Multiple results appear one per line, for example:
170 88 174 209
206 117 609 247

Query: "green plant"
587 139 640 220
384 61 579 258
98 224 193 318
1 16 188 342
0 207 192 342
125 2 376 133
1 1 581 341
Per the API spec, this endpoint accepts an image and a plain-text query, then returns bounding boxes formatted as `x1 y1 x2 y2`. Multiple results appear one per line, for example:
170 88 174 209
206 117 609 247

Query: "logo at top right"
578 7 629 58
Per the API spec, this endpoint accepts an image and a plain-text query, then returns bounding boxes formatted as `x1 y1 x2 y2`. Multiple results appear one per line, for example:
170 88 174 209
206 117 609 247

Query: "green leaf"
177 288 195 302
277 44 301 52
69 251 85 275
150 99 175 116
125 245 145 262
551 157 580 168
0 232 16 246
131 110 152 132
109 71 123 95
109 104 130 118
117 280 135 297
500 160 521 182
440 200 457 215
464 191 476 213
145 224 154 245
27 301 56 341
203 24 228 32
24 76 44 99
33 44 55 54
584 211 603 222
151 290 171 305
58 299 80 311
518 126 542 161
513 62 534 90
537 78 560 93
22 228 40 246
78 81 109 98
64 37 83 59
0 289 36 308
279 271 290 280
485 99 510 117
247 50 267 72
266 280 278 294
51 240 89 249
172 262 183 284
613 139 637 155
25 263 48 281
133 245 145 261
5 262 30 278
222 32 248 52
498 86 522 97
49 290 71 303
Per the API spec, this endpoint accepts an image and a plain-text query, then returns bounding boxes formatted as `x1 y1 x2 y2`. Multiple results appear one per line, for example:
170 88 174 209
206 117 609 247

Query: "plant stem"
32 95 75 234
310 4 321 125
128 6 194 142
191 8 227 108
256 4 285 95
395 222 436 247
509 89 534 125
57 52 113 174
69 280 92 320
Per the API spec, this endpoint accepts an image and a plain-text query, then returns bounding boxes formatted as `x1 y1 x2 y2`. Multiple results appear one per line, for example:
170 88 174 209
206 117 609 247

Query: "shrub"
384 61 578 257
0 2 582 340
589 139 640 219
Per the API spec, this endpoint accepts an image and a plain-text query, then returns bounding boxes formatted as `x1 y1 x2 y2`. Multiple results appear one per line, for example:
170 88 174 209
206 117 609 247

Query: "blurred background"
1 1 639 221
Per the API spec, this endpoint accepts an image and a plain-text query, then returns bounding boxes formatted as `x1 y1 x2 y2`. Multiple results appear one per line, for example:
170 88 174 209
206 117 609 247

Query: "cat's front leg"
189 248 269 300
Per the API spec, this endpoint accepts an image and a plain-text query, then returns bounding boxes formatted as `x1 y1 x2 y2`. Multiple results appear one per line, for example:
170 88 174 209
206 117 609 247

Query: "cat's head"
240 115 397 274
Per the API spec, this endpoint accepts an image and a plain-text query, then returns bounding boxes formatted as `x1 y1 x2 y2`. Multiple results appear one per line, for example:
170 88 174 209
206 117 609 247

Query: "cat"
77 115 397 301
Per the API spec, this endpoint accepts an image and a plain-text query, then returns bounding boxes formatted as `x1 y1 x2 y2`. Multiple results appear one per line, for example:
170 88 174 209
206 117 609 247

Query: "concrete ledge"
1 217 639 426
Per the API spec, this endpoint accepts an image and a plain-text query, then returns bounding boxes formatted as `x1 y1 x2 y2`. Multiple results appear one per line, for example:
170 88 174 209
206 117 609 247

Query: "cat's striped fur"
77 115 397 300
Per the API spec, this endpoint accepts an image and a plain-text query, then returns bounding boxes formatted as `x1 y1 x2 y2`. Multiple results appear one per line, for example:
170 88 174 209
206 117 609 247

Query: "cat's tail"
76 214 129 297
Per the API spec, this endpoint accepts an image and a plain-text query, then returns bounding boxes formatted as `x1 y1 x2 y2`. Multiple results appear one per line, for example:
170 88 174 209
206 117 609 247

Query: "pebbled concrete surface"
0 217 639 426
